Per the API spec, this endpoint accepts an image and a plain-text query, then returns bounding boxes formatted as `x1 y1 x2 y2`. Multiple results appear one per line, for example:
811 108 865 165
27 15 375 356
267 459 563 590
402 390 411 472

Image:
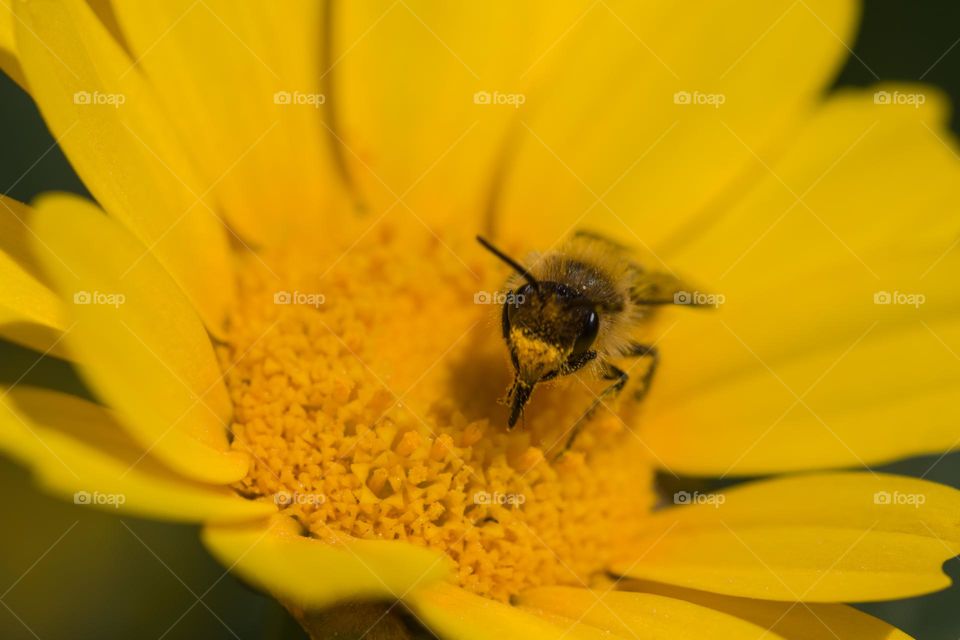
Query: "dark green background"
2 2 959 638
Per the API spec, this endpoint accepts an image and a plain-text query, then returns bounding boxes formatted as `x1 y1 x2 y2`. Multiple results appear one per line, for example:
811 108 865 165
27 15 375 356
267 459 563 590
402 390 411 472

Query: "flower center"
221 219 656 602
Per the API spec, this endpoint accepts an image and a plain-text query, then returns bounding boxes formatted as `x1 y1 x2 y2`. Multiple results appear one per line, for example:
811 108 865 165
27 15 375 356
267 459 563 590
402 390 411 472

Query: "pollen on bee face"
510 329 565 376
219 219 656 602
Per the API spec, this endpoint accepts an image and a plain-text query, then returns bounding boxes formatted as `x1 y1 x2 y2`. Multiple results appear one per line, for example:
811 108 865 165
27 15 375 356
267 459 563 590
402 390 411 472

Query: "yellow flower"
2 0 960 638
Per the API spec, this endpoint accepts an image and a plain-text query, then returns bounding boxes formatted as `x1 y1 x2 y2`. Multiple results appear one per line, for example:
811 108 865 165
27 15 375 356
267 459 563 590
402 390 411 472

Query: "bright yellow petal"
330 1 591 230
623 580 914 640
0 195 68 356
202 515 450 609
0 0 25 87
14 0 234 330
647 317 960 475
0 386 273 523
110 0 348 244
497 0 856 245
658 87 959 395
406 582 614 640
609 473 960 602
516 586 787 639
668 86 959 283
84 0 126 50
30 193 247 485
644 89 960 475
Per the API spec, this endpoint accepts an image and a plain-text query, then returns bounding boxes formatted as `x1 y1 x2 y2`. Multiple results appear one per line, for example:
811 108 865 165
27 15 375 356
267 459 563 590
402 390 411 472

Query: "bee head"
477 236 600 427
502 282 599 418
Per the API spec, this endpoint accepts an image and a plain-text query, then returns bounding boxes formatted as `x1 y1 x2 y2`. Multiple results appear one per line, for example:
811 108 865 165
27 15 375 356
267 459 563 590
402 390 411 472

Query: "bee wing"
629 271 704 306
572 230 632 253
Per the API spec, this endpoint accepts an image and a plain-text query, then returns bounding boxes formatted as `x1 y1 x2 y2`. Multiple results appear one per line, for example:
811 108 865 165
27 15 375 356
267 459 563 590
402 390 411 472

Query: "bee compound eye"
572 309 599 356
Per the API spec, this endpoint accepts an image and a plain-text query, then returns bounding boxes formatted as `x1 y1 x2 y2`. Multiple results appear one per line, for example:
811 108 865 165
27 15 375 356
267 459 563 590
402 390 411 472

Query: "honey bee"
477 231 702 452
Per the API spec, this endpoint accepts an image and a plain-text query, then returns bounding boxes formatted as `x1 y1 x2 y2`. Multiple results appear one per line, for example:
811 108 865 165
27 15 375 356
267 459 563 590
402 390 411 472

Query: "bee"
477 231 702 452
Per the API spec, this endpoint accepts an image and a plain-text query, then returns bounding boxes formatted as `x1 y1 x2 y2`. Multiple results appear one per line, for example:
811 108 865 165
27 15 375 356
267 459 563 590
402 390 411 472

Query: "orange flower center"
220 219 656 602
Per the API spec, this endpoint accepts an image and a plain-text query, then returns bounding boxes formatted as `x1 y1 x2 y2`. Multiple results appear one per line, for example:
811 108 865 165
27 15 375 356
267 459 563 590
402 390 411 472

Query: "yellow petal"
110 0 349 244
14 0 234 330
610 473 960 602
0 386 273 523
0 0 25 88
0 195 68 356
30 193 247 485
516 586 787 639
406 582 614 640
658 88 959 395
202 516 450 609
330 1 592 230
84 0 126 51
643 89 960 475
669 87 959 282
497 0 856 245
647 317 960 475
623 581 914 640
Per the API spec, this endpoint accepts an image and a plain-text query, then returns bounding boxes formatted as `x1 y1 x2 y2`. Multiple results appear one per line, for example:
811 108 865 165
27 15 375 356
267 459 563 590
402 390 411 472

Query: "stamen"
220 221 656 601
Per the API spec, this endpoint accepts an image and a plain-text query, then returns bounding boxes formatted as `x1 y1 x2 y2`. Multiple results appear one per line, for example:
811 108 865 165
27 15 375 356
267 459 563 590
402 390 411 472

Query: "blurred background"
2 1 960 638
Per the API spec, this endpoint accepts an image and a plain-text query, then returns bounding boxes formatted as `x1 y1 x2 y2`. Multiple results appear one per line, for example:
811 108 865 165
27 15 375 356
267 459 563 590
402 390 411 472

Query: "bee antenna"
476 236 539 290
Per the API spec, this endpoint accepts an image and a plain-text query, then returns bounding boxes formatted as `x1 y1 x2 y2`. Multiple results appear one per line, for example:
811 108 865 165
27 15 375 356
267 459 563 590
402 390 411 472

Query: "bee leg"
558 362 628 456
624 343 659 402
